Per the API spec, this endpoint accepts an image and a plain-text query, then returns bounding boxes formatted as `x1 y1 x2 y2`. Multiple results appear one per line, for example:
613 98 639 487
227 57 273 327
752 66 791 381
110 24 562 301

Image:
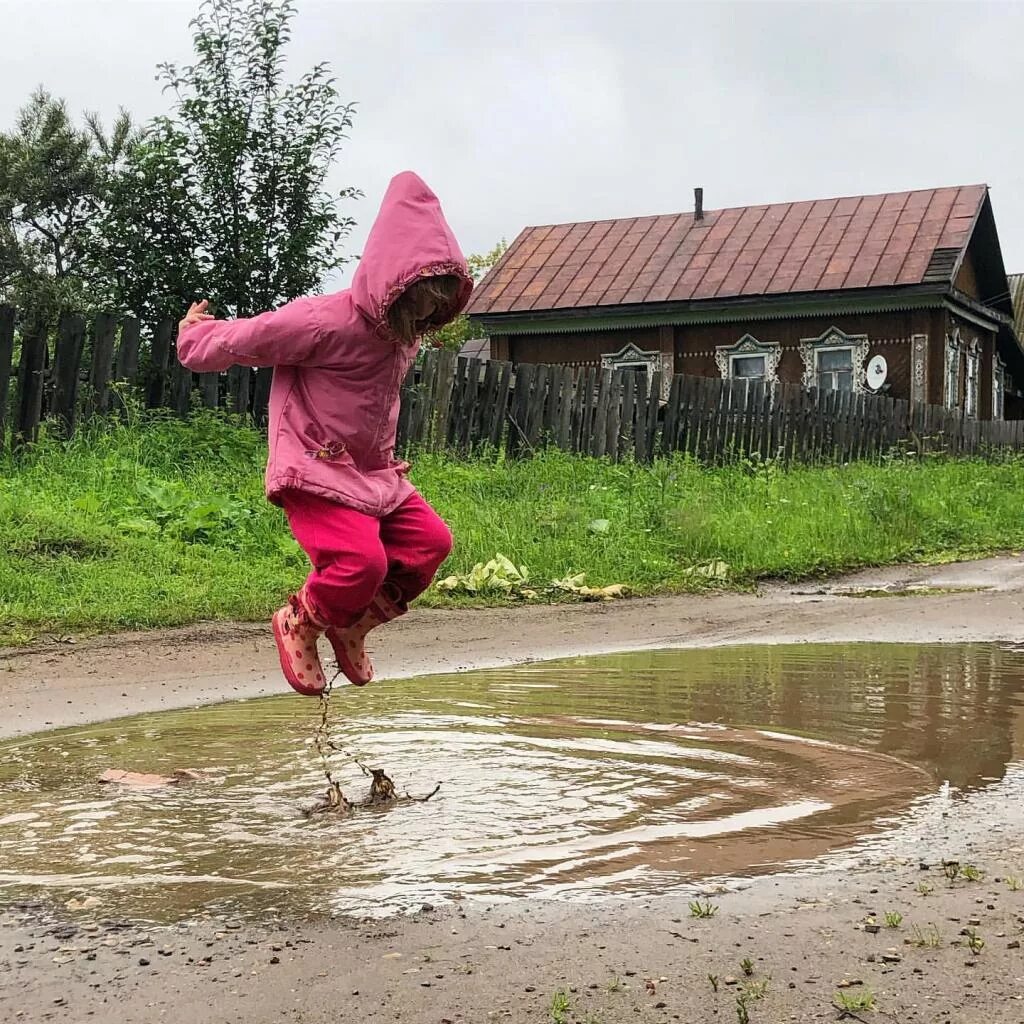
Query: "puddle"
1 643 1023 922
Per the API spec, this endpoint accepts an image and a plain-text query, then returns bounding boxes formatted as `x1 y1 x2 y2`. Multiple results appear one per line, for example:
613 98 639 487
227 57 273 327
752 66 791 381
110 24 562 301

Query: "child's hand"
179 299 215 337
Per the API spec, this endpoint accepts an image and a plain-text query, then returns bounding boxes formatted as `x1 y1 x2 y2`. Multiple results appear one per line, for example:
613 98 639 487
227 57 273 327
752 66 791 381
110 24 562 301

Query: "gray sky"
3 0 1024 289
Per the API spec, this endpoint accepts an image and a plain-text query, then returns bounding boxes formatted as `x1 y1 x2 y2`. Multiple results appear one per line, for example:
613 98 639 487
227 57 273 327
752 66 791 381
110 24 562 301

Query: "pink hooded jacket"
177 172 473 517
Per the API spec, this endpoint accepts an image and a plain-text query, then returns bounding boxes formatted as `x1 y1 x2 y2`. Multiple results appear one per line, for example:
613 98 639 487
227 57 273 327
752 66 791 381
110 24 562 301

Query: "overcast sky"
3 0 1023 289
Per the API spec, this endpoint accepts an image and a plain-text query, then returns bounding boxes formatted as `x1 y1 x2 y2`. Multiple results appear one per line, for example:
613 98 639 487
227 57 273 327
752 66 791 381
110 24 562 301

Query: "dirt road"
2 557 1024 1022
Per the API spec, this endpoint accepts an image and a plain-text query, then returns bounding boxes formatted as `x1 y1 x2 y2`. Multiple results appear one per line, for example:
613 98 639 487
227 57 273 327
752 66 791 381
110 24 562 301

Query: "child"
176 171 473 696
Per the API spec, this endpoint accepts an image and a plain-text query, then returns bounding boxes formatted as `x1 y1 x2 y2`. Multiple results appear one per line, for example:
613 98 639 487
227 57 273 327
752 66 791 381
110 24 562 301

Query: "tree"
425 239 508 351
0 89 127 318
142 0 360 318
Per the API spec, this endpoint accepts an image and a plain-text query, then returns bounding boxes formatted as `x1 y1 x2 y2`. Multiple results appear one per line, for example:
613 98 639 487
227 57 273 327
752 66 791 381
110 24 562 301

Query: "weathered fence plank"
51 312 87 435
147 320 174 409
0 305 14 446
14 320 48 449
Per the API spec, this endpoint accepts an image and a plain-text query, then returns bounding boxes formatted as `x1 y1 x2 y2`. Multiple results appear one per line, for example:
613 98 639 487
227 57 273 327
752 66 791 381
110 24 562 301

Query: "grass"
4 412 1024 643
689 899 719 919
833 988 877 1014
549 991 571 1024
884 911 903 929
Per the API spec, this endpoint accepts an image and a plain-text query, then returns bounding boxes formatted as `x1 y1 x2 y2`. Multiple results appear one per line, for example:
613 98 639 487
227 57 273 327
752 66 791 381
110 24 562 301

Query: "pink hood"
352 171 474 338
177 171 472 516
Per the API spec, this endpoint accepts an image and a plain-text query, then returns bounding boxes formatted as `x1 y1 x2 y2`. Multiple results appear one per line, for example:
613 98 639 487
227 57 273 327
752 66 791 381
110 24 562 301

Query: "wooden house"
466 185 1024 420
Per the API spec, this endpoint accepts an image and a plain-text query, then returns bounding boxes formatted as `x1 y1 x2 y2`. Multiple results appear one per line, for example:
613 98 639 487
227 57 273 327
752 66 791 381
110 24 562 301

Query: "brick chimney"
694 187 704 222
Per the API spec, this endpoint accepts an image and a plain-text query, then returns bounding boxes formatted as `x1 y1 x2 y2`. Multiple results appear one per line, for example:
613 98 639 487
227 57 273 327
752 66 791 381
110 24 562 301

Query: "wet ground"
2 642 1024 925
3 559 1024 1022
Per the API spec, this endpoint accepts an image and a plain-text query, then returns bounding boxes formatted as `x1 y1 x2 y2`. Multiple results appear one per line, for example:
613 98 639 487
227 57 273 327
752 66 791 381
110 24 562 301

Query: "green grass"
3 412 1024 644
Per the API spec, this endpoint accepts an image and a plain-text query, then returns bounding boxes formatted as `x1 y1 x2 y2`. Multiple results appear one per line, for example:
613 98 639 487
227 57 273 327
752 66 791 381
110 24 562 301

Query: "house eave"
470 284 953 336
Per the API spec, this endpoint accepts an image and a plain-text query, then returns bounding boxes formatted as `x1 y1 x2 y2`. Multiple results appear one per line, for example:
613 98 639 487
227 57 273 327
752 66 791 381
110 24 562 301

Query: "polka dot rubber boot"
272 590 328 696
325 586 405 687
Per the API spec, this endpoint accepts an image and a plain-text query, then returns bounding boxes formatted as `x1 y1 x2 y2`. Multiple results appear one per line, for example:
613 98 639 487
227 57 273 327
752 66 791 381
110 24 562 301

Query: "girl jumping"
176 171 473 695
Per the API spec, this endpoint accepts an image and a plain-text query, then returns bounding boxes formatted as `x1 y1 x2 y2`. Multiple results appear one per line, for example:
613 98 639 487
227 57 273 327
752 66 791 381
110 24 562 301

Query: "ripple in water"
1 642 1023 921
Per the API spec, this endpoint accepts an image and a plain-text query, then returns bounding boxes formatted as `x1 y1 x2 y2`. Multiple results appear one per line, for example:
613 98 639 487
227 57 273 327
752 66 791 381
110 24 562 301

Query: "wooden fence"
3 305 1024 463
0 306 268 449
396 349 1024 463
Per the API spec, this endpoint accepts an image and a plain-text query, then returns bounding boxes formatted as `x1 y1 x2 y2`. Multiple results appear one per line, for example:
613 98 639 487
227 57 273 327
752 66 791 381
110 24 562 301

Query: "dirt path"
3 556 1024 1022
2 555 1024 740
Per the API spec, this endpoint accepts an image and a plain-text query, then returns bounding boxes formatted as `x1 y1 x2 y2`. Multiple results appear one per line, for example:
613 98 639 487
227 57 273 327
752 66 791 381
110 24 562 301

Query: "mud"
2 556 1024 1022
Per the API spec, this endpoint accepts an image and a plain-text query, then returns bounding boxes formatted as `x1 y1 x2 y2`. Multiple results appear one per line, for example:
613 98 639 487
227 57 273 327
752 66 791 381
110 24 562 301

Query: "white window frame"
798 327 869 393
944 329 962 410
600 343 673 399
964 339 981 419
715 334 781 385
994 356 1006 421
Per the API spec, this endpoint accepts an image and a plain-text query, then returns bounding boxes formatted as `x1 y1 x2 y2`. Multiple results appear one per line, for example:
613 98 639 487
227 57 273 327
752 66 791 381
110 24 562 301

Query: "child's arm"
176 297 327 372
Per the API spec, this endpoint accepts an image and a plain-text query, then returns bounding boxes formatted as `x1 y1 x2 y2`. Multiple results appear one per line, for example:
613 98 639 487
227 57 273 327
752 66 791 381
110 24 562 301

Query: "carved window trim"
964 337 981 419
944 329 962 410
798 326 870 392
714 334 781 384
600 343 670 399
994 355 1006 421
910 333 928 405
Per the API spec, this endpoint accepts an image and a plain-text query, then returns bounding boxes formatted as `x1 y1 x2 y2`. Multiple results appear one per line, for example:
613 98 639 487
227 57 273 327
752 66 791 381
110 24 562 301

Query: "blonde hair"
387 274 463 345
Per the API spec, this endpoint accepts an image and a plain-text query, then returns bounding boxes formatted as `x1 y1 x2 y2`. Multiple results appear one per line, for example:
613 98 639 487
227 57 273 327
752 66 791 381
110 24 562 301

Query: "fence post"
147 319 174 408
51 312 87 436
115 317 141 384
14 318 48 450
87 313 118 417
0 305 17 448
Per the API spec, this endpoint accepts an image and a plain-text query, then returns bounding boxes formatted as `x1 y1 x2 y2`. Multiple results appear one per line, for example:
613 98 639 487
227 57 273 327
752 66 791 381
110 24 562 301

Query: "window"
815 348 855 392
731 354 767 379
965 342 980 418
601 344 659 379
798 327 869 393
945 331 962 410
994 358 1006 421
715 335 781 384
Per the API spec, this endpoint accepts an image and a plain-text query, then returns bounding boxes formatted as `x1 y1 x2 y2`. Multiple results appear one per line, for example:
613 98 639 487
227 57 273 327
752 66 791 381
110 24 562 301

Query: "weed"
884 911 903 929
908 923 943 948
961 864 983 883
916 882 934 897
689 900 719 919
964 929 985 956
735 996 750 1024
943 860 962 883
741 979 769 1001
833 988 877 1014
740 957 755 976
708 974 720 993
606 977 624 993
549 991 571 1024
1007 876 1023 892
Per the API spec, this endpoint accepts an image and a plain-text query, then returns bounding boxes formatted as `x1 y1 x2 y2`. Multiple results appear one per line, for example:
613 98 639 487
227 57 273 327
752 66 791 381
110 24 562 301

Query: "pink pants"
281 490 453 628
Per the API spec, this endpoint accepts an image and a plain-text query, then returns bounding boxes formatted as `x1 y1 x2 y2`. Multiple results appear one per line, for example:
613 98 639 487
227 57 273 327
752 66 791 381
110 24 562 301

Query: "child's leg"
378 492 454 606
282 490 388 628
324 493 452 687
273 490 387 695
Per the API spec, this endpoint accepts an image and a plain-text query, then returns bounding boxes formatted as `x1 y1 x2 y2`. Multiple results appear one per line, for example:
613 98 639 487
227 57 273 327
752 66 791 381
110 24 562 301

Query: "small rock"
881 953 902 964
837 978 864 989
968 918 982 927
864 923 881 935
654 1002 667 1009
269 956 280 965
724 976 738 986
1008 940 1020 950
138 958 150 966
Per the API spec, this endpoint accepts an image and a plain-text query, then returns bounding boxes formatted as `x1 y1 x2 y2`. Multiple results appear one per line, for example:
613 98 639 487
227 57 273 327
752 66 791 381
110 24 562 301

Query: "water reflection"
0 643 1020 921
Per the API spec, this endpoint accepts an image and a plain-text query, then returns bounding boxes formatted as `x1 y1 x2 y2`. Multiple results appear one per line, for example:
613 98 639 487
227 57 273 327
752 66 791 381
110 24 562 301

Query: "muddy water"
1 643 1023 922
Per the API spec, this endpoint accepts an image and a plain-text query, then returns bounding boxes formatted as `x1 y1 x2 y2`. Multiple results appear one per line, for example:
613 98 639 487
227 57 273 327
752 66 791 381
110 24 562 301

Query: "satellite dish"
866 355 888 391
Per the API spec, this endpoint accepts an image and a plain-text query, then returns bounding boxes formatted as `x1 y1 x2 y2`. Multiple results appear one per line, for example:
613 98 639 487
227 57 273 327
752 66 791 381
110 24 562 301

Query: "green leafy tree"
0 89 128 318
425 238 507 351
141 0 361 318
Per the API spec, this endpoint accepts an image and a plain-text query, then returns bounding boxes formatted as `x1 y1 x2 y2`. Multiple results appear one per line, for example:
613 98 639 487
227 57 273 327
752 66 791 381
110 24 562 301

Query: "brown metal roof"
467 185 988 317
